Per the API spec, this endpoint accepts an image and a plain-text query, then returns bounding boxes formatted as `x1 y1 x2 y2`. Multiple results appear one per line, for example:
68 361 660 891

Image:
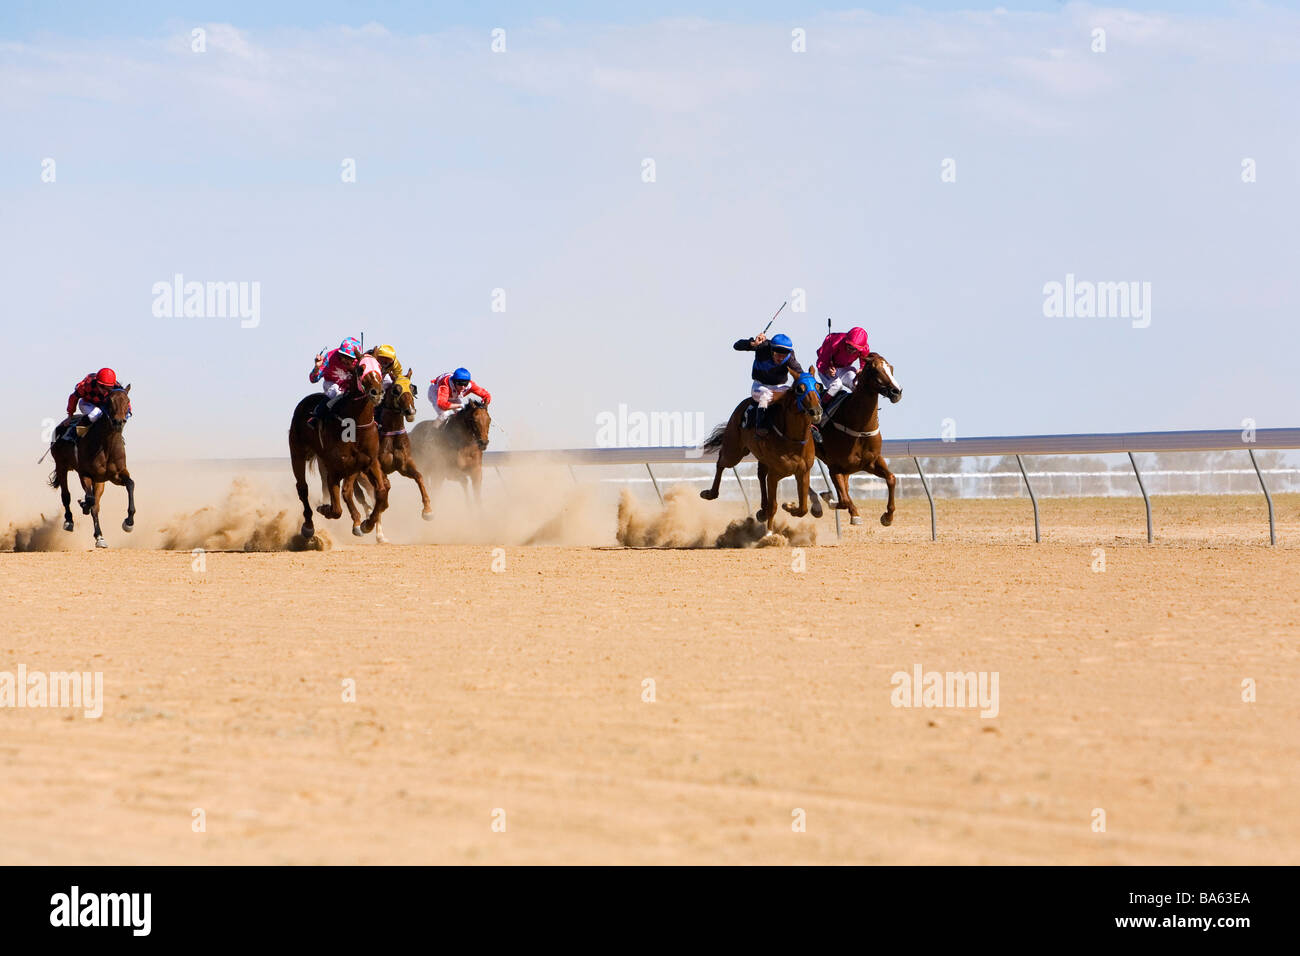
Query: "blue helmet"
452 367 471 383
770 333 794 354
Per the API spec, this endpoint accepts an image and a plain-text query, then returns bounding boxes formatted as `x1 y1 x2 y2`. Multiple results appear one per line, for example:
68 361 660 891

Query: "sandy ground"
2 486 1299 864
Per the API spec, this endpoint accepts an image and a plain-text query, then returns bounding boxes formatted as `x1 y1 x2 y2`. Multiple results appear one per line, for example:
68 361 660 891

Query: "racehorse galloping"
48 386 136 548
699 372 824 535
352 372 435 542
408 401 491 511
288 360 388 540
815 352 903 526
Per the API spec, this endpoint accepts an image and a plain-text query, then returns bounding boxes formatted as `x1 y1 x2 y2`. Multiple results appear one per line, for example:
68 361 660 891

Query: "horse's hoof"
63 520 74 532
851 516 864 526
880 513 894 527
699 489 718 501
80 501 92 515
316 505 330 518
352 526 365 537
811 502 823 519
122 519 134 533
376 533 389 544
421 510 434 522
94 537 108 549
301 524 315 540
360 519 376 534
755 509 767 521
782 504 806 517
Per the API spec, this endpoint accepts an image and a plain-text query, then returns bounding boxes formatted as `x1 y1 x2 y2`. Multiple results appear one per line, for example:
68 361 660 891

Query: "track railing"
483 428 1300 545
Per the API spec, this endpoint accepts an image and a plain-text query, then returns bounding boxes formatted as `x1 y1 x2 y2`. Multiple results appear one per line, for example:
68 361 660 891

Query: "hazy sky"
3 1 1297 458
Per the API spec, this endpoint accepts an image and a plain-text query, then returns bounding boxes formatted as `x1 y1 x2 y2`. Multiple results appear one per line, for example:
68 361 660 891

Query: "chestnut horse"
288 359 388 540
48 386 136 548
408 401 491 511
699 372 824 534
352 372 435 542
815 352 903 526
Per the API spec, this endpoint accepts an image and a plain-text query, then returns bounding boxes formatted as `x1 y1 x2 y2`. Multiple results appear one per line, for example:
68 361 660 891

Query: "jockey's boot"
755 406 771 437
823 390 850 421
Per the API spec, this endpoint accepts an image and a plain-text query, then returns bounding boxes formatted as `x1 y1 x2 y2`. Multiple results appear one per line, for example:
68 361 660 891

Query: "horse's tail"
47 465 58 488
701 422 728 453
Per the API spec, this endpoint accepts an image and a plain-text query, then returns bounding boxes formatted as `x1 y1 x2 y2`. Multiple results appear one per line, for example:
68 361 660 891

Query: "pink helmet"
845 327 869 352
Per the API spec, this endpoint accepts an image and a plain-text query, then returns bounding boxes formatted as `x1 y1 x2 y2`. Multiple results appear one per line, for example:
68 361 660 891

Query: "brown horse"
699 371 824 534
352 372 435 542
48 386 136 548
408 401 491 511
288 363 388 540
815 352 903 526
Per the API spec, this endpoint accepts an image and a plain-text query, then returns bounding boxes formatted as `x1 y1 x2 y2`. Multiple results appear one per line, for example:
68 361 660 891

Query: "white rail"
480 428 1298 545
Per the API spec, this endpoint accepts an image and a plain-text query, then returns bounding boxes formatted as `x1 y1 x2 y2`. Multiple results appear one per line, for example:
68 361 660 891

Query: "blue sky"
2 2 1298 458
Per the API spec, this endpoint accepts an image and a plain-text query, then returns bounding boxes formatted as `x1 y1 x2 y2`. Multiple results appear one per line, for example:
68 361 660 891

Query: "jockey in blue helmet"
733 331 804 436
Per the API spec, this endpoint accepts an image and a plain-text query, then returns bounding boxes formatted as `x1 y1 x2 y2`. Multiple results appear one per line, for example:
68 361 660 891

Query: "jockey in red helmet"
64 368 129 438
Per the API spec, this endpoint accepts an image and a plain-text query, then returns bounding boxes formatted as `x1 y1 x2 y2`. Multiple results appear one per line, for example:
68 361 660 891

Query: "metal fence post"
732 467 751 516
1248 449 1276 546
1128 451 1152 543
1015 455 1040 543
645 463 663 505
913 457 936 541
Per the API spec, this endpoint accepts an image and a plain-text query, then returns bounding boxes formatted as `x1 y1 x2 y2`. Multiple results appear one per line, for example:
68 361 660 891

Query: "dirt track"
2 492 1299 864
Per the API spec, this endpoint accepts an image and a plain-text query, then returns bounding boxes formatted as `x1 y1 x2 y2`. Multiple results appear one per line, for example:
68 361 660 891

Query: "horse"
814 352 903 526
408 401 491 511
288 359 389 540
351 372 435 543
48 386 136 548
699 372 824 535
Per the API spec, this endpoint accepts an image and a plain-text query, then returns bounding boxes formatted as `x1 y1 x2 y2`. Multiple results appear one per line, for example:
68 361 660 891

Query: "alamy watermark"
596 404 707 456
890 664 999 719
1 665 103 718
1042 274 1151 329
152 274 260 328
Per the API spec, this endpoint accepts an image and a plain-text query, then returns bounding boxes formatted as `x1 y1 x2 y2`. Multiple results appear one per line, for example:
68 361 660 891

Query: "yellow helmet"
372 344 397 365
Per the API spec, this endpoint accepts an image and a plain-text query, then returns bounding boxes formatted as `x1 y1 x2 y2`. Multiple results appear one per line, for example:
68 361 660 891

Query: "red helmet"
95 368 117 387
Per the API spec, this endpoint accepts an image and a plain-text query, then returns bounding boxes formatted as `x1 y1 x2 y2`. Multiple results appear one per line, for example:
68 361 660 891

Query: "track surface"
3 495 1299 864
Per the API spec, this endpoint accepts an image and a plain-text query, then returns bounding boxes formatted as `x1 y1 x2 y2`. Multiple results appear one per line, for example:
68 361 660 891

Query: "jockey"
733 332 803 437
64 368 128 438
430 368 490 423
309 336 363 418
815 326 870 417
366 343 404 386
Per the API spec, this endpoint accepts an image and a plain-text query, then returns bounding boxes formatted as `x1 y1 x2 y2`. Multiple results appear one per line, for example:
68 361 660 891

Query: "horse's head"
356 355 384 404
858 353 902 404
387 373 418 422
791 372 822 424
462 401 492 450
106 385 132 431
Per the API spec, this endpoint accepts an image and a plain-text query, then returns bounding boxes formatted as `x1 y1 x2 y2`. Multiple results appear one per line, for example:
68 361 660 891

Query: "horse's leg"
90 480 107 547
359 462 389 534
341 474 365 536
807 465 823 518
79 474 94 514
291 445 315 539
399 460 434 520
57 467 74 531
783 467 811 517
755 462 770 520
832 472 862 524
763 469 780 535
866 457 897 526
121 472 136 533
701 419 745 501
319 468 343 521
